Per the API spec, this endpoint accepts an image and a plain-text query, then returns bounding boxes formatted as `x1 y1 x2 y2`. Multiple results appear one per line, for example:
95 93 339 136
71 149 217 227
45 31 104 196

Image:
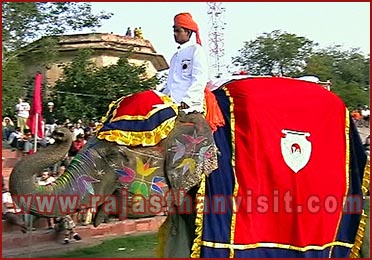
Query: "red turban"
174 12 201 45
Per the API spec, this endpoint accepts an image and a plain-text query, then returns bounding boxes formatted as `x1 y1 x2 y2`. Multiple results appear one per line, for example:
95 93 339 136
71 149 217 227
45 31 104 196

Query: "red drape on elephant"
192 77 367 258
227 77 347 246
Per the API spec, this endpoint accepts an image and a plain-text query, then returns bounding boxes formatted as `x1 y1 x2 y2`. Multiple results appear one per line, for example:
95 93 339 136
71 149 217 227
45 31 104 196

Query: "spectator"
69 134 85 157
37 169 56 229
21 129 35 155
134 27 138 37
83 127 93 142
64 118 71 127
351 109 362 122
134 27 143 39
15 98 30 134
136 27 143 39
125 27 132 37
8 127 23 150
2 117 15 141
44 102 57 137
361 106 370 127
77 119 85 128
78 205 93 226
54 215 82 244
37 169 56 186
68 125 75 141
73 122 84 140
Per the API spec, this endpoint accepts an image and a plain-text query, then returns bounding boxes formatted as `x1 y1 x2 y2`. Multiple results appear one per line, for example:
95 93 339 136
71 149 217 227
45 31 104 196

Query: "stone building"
21 33 169 88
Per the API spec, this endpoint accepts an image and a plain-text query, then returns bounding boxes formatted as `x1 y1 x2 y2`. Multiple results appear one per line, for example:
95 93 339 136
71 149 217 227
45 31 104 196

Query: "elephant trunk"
9 128 75 217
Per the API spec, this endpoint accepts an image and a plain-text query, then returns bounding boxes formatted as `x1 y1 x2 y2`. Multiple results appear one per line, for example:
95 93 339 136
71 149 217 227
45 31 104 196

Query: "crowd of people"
351 105 370 128
2 99 100 156
125 26 143 39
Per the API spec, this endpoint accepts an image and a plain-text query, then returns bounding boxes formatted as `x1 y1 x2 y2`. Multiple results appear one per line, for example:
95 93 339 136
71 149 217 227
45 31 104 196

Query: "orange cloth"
204 88 225 132
174 12 201 45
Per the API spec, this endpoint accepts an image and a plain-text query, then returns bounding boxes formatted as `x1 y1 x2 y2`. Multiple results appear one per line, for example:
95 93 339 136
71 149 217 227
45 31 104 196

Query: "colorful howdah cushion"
96 90 178 147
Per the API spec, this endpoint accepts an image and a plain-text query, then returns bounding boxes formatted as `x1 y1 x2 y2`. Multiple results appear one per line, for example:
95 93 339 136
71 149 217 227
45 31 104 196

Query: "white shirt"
163 41 208 113
361 109 370 117
7 131 22 144
15 102 30 118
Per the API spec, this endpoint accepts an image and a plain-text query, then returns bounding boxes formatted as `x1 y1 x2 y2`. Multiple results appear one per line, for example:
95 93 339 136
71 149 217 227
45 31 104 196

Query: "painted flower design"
176 158 196 175
183 130 207 145
115 166 136 183
129 181 149 198
151 176 167 194
136 157 159 177
171 139 186 164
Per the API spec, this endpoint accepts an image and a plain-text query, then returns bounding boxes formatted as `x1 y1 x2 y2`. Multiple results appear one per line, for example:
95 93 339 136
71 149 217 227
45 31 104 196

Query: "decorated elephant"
9 77 369 258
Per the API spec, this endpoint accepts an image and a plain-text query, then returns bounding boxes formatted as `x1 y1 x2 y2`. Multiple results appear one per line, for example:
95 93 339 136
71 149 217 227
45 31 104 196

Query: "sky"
84 2 370 77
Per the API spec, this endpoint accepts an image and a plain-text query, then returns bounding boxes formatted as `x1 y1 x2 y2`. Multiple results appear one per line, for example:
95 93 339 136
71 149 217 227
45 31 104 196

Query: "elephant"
9 77 369 258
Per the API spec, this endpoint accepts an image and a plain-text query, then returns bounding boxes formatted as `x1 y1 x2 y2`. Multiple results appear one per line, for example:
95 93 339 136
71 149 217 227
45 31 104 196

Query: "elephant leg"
160 213 194 258
158 187 198 258
93 204 108 227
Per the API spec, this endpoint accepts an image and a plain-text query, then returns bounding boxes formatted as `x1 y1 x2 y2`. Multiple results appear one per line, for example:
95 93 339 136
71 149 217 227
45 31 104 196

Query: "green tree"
2 2 112 117
303 46 370 108
53 49 159 122
232 30 315 76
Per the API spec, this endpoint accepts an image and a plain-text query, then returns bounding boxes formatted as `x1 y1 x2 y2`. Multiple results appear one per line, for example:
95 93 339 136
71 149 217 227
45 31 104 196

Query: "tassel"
204 87 225 132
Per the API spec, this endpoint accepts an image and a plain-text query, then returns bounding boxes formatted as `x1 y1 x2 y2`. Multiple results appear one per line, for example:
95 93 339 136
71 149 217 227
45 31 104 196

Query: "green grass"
53 233 158 258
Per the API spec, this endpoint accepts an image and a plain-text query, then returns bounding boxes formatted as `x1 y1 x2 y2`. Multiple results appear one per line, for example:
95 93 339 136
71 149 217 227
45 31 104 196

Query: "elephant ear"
165 111 219 205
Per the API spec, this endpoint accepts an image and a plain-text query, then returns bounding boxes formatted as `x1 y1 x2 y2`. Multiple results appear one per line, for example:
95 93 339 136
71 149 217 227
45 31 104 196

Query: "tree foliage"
2 2 112 117
233 30 369 109
232 30 315 76
303 47 370 108
52 49 159 122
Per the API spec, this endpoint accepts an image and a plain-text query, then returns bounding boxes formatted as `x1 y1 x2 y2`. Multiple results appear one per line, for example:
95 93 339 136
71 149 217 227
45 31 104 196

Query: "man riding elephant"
162 12 208 114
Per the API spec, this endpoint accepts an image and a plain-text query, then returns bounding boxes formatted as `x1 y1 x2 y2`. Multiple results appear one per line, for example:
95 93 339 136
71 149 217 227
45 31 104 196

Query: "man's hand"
179 102 190 109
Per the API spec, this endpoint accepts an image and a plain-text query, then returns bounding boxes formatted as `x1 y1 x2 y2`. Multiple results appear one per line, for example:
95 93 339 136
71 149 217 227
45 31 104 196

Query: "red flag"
27 73 44 138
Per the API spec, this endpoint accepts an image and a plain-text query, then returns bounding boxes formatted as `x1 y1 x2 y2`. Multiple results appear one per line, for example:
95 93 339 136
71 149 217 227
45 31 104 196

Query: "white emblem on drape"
281 129 312 173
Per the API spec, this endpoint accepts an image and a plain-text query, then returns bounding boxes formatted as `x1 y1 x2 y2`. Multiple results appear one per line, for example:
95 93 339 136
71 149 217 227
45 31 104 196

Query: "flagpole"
34 113 38 153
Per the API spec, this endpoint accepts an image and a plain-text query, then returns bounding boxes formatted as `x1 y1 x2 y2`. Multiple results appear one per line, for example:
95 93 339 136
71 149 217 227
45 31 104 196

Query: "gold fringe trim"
224 86 239 258
329 108 351 257
199 240 354 251
349 155 370 258
99 96 126 124
190 173 207 258
96 116 177 147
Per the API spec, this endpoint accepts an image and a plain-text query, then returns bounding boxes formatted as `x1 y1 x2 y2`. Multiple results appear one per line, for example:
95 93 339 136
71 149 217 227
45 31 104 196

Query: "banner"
27 73 44 139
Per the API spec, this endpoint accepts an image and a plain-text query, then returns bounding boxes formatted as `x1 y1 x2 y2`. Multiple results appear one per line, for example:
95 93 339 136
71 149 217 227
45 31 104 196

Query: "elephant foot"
93 206 107 227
